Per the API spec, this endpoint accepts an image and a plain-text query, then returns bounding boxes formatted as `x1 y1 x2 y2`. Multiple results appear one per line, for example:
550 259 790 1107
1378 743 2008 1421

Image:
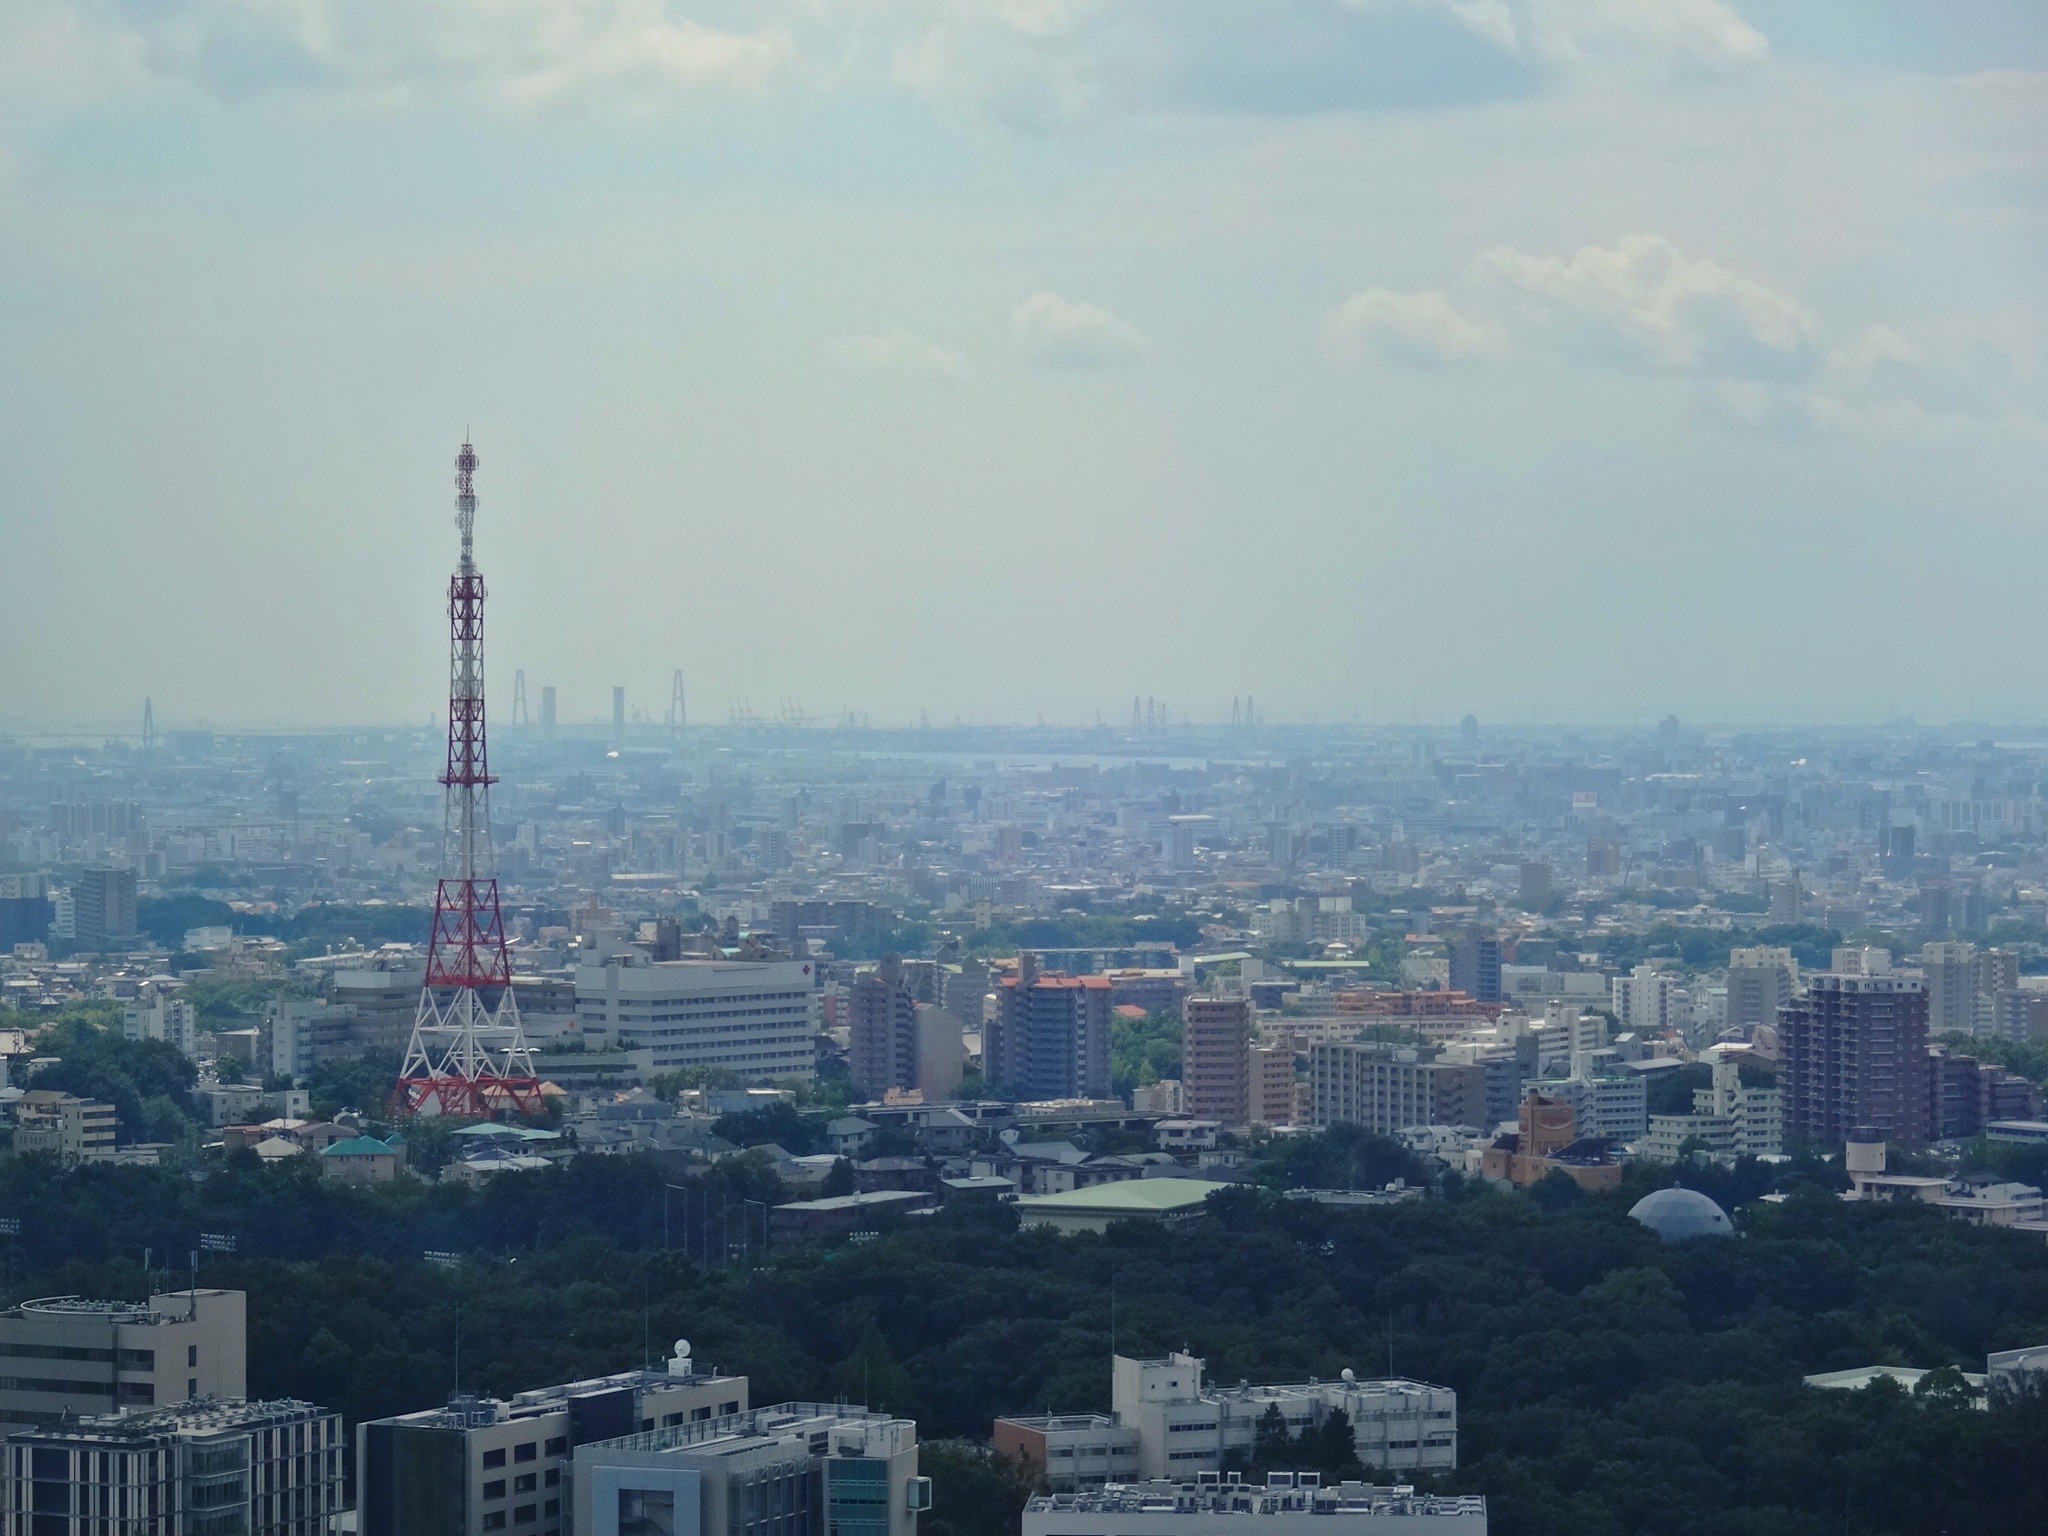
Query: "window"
719 1401 739 1415
516 1505 537 1524
514 1443 537 1464
187 1346 198 1368
545 1499 560 1516
544 1470 560 1488
484 1481 506 1500
543 1438 567 1457
483 1450 507 1470
482 1514 506 1531
514 1474 537 1494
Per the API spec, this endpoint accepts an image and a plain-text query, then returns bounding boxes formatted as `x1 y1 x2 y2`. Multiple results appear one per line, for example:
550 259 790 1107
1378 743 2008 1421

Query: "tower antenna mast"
397 438 543 1118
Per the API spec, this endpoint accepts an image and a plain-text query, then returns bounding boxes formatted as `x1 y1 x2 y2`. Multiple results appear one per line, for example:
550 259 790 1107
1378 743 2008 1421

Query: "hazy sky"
2 2 2044 733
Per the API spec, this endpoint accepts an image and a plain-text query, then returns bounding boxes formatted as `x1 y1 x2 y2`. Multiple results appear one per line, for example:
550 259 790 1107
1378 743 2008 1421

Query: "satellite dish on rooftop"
1001 1128 1020 1146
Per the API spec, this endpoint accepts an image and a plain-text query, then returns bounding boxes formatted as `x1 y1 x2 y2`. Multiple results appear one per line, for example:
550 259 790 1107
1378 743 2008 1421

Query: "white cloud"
38 1 793 107
1492 0 1767 73
1013 292 1149 369
1468 233 1818 377
1320 287 1504 367
827 331 968 380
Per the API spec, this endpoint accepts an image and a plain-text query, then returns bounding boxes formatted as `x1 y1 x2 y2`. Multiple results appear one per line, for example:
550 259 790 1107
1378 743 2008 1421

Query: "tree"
1252 1403 1292 1466
919 1445 1040 1536
1307 1409 1365 1480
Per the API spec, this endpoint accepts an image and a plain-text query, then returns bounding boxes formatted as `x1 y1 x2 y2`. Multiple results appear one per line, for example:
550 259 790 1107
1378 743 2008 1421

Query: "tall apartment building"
1445 931 1501 1004
1927 1046 2042 1141
1992 986 2048 1046
1920 942 1979 1039
1779 973 1930 1148
994 1351 1456 1489
571 1401 929 1536
985 956 1111 1101
575 957 817 1083
1248 1044 1298 1127
1723 947 1797 1035
1974 950 2020 1032
358 1348 748 1536
849 958 920 1099
123 987 199 1059
1182 996 1251 1123
0 1397 342 1536
0 1291 245 1433
1308 1045 1487 1133
1611 964 1681 1037
70 865 137 950
0 874 53 952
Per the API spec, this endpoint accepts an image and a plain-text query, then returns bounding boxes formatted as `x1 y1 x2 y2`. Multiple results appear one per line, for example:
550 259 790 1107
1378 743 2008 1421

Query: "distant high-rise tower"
511 669 530 726
847 956 919 1099
540 685 557 736
985 953 1112 1100
1780 973 1930 1149
1447 929 1502 1003
396 439 542 1119
613 686 626 745
141 698 156 753
668 670 687 736
72 865 138 951
1183 994 1251 1123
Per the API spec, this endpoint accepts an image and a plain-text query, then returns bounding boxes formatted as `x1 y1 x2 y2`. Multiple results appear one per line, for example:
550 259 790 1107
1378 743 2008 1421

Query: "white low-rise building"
1641 1054 1783 1162
576 956 817 1083
996 1353 1456 1490
1025 1475 1487 1536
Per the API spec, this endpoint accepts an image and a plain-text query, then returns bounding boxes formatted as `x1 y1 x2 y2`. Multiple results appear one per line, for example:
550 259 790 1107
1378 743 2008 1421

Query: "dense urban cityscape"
4 2 2045 1533
6 605 2048 1531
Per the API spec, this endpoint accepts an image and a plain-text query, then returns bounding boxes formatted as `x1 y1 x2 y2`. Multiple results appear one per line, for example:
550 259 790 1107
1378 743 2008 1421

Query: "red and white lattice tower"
396 439 544 1118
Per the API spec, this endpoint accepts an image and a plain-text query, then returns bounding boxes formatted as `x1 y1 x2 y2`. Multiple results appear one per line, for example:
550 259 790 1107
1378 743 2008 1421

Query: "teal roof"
1016 1177 1232 1213
321 1135 398 1158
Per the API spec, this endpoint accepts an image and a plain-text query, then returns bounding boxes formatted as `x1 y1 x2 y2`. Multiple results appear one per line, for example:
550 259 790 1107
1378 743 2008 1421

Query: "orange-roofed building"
987 953 1114 1101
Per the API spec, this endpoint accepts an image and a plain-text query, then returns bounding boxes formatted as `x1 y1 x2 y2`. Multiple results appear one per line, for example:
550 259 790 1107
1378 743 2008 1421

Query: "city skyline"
3 3 2044 726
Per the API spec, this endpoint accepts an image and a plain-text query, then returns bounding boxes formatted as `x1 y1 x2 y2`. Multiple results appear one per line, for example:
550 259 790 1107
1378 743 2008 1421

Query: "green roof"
1016 1178 1232 1213
321 1135 398 1158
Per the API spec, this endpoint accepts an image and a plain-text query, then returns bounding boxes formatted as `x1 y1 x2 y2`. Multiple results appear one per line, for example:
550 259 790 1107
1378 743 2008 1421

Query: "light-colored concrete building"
571 1402 928 1536
123 987 198 1059
1641 1054 1782 1161
358 1346 749 1536
10 1091 116 1164
1248 1044 1298 1128
996 1352 1457 1489
1024 1477 1487 1536
0 1396 342 1536
1723 947 1797 1036
0 1290 246 1434
576 957 817 1083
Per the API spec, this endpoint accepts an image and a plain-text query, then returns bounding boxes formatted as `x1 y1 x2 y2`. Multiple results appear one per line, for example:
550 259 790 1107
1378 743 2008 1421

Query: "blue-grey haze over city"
2 2 2044 731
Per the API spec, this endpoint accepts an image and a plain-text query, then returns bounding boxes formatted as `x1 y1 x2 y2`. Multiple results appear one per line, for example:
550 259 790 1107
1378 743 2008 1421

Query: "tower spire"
397 438 543 1119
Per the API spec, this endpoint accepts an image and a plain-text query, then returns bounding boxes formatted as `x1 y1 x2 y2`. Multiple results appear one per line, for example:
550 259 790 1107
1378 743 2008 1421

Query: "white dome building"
1629 1186 1734 1242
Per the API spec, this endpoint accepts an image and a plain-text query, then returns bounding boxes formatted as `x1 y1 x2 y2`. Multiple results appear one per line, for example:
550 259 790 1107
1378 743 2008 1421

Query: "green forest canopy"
2 1137 2046 1536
